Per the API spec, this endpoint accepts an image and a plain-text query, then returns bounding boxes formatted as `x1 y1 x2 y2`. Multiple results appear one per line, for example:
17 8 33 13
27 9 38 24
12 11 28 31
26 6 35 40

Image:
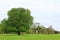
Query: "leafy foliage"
1 8 33 35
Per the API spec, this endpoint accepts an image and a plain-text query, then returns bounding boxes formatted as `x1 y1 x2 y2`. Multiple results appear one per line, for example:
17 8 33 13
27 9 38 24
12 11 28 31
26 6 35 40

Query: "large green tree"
2 8 33 35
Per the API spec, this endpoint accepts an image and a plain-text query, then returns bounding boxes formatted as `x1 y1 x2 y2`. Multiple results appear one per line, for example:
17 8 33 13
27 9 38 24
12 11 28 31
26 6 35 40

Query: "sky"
0 0 60 31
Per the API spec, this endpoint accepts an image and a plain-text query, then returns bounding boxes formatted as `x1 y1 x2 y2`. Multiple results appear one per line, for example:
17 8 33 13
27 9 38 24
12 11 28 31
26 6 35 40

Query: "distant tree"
36 26 40 33
36 26 43 34
47 25 55 34
32 23 37 33
32 22 40 33
54 30 59 34
39 26 47 34
1 8 33 35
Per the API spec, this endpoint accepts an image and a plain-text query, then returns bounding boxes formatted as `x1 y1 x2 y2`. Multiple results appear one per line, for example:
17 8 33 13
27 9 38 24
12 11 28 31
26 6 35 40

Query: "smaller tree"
1 19 10 33
47 25 55 34
40 26 47 34
36 26 41 33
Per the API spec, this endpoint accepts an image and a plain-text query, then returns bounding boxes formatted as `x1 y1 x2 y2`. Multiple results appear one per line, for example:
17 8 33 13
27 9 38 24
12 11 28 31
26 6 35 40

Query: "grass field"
0 34 60 40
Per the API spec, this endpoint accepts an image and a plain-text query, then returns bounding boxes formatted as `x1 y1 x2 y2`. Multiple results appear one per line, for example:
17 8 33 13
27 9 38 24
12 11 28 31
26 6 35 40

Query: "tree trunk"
17 31 20 35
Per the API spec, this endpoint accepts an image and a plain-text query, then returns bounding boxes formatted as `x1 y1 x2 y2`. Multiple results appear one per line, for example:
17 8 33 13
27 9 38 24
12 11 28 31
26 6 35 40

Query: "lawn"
0 34 60 40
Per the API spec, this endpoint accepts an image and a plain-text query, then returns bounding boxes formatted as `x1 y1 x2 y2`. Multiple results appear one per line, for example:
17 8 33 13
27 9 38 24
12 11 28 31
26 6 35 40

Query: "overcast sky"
0 0 60 31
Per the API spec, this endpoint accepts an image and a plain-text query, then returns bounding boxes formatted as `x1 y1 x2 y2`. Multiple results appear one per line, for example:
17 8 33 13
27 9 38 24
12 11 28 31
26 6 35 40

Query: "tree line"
30 23 59 34
0 7 60 35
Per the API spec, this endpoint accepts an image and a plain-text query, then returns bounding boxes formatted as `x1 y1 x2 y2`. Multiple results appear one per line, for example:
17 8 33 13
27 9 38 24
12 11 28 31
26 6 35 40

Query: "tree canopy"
2 8 33 35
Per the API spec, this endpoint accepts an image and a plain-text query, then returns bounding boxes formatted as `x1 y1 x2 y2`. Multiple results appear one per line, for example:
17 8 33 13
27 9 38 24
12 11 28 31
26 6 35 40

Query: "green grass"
0 34 60 40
